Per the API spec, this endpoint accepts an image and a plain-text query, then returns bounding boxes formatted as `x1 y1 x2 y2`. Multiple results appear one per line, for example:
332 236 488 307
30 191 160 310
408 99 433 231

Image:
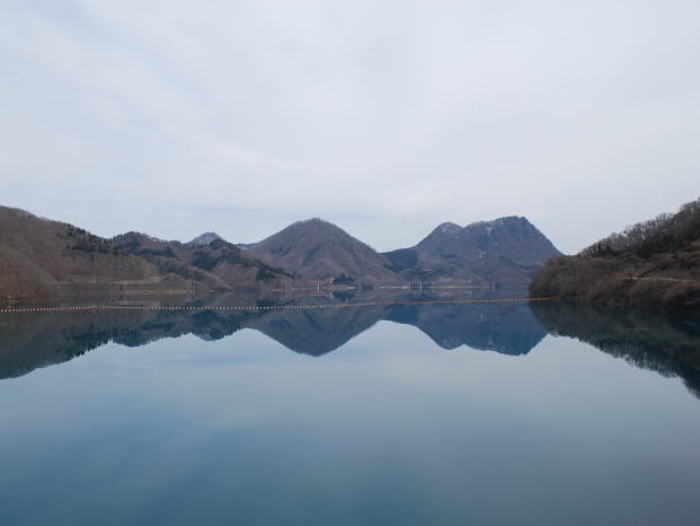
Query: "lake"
1 293 699 525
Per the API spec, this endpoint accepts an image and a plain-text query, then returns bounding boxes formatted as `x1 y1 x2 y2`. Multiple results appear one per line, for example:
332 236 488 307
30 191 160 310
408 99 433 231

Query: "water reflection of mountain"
0 293 546 379
247 304 388 356
531 302 700 398
386 302 546 355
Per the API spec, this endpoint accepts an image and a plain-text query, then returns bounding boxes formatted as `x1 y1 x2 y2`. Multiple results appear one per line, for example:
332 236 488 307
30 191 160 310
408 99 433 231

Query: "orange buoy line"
0 297 554 314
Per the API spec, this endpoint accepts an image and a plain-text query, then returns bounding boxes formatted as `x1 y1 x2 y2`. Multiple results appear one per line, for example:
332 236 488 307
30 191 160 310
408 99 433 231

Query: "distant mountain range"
248 216 561 286
0 205 561 302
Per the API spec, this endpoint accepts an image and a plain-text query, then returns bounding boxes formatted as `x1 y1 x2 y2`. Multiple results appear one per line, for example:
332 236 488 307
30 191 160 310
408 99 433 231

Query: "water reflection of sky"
1 305 700 525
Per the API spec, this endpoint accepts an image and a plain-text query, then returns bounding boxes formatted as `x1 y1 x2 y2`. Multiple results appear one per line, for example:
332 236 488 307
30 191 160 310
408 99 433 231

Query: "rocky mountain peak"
465 216 535 234
434 222 463 235
188 232 223 246
384 215 561 284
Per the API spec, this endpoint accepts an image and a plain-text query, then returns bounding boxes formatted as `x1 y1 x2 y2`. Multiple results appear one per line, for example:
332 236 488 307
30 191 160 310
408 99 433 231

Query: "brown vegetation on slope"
530 199 700 310
0 206 159 302
0 206 292 303
1 205 563 301
250 218 397 285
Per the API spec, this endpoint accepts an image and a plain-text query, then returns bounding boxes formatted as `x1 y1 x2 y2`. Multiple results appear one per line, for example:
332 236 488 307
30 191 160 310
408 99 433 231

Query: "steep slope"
0 206 160 301
0 206 291 302
249 218 397 284
385 216 561 285
530 198 700 310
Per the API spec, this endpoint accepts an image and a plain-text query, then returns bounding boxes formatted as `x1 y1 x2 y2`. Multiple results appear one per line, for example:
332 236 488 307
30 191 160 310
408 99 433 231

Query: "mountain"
0 206 161 301
111 232 291 289
249 218 397 284
385 216 561 285
187 232 223 246
0 206 292 303
530 198 700 310
0 205 563 301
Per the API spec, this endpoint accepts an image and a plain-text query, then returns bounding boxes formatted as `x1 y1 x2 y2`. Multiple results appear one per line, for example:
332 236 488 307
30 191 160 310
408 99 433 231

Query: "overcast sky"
1 1 698 253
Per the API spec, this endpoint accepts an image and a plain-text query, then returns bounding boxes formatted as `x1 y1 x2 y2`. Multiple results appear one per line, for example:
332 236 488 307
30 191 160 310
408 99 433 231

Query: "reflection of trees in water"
531 301 700 398
6 295 698 401
0 294 547 379
0 301 265 379
0 309 151 379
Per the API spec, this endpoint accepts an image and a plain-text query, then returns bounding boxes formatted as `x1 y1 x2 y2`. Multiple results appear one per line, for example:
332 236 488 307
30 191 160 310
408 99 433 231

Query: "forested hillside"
530 199 700 310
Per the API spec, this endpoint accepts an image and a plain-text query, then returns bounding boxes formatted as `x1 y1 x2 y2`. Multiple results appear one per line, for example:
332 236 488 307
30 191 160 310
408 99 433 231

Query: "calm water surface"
1 296 699 525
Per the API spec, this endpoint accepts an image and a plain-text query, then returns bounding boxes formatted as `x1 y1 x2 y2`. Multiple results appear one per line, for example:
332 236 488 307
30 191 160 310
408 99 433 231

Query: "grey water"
1 295 700 526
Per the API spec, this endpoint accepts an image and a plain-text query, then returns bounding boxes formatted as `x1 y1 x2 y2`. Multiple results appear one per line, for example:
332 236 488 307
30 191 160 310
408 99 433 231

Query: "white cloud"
1 0 698 253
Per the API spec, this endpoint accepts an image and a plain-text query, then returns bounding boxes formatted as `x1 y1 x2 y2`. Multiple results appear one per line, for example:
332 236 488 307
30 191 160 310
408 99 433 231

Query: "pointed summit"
434 222 463 235
249 218 395 283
